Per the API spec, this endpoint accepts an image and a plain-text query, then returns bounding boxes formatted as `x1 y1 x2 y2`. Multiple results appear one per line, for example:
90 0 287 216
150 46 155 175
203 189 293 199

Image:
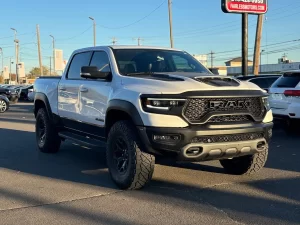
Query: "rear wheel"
36 108 61 153
220 146 268 175
106 120 155 190
0 100 8 113
284 119 299 134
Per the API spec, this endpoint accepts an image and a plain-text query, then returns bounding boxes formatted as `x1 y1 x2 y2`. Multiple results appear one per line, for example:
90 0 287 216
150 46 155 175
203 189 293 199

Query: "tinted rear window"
271 73 300 88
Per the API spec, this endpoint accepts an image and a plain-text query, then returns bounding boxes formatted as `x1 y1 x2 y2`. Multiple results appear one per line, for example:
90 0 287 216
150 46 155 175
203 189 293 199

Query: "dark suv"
0 87 19 103
236 74 281 92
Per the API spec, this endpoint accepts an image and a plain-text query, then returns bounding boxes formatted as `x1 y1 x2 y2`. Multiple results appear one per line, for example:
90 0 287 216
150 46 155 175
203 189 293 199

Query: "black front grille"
183 97 265 124
191 133 264 144
208 115 252 123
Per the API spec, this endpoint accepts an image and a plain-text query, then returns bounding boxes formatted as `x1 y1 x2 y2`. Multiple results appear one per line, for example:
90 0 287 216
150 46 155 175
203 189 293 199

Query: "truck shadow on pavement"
0 125 299 224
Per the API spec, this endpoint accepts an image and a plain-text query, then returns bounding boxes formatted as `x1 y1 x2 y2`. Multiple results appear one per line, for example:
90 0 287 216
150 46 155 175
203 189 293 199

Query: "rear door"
58 51 92 123
269 72 300 111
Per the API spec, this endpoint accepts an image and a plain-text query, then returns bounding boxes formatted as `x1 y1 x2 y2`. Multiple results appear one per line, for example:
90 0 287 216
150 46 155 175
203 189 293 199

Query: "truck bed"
34 76 61 115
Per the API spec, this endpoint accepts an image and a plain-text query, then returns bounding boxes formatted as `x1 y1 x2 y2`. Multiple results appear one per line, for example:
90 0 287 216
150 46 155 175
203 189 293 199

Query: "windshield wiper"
125 72 155 76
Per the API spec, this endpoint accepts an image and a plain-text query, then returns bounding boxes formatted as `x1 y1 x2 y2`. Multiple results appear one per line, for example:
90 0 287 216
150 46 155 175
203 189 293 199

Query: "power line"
98 0 166 29
56 26 92 41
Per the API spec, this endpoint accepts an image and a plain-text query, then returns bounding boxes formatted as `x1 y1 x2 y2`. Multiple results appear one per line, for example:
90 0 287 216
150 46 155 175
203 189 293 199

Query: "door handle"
80 87 88 93
59 86 66 91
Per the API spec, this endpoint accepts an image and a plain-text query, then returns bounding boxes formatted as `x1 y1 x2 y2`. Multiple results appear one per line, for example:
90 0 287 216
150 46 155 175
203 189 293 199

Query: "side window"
172 55 196 72
67 52 92 79
90 51 111 72
250 78 268 88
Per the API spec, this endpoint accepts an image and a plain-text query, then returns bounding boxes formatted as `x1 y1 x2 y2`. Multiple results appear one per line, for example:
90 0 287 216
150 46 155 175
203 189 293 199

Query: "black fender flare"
34 92 53 120
106 100 144 126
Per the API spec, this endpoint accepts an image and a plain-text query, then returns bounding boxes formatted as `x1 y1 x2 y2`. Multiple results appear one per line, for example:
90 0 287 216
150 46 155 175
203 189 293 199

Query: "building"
225 57 253 67
193 54 208 67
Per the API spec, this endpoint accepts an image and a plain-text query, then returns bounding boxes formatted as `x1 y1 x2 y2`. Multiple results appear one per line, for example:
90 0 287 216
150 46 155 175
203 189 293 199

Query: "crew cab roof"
73 45 183 54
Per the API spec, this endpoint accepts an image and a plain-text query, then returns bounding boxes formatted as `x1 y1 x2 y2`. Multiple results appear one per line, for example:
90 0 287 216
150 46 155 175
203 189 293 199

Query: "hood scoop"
194 77 240 87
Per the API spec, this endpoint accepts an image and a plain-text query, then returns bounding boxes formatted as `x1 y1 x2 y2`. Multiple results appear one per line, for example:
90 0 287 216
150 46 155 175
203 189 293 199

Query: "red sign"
222 0 268 14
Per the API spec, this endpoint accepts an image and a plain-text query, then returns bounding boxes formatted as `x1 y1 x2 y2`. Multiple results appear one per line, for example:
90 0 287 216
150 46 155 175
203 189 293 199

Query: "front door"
76 51 112 139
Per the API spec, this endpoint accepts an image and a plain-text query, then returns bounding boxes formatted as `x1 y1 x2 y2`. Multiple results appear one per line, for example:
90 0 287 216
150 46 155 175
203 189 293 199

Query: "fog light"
153 134 181 145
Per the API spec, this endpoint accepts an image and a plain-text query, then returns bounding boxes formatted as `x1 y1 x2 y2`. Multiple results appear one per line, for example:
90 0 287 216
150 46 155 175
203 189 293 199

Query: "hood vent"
194 77 240 87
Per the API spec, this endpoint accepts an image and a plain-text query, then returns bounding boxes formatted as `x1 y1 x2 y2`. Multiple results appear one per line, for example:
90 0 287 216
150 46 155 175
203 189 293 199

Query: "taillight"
284 90 300 96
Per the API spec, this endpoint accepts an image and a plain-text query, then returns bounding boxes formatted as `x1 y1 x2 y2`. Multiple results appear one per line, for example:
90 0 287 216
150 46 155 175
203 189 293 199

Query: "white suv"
269 70 300 129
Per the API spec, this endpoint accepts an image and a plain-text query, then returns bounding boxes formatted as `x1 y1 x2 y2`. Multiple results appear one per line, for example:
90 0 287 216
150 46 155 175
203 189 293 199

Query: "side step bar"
58 131 106 148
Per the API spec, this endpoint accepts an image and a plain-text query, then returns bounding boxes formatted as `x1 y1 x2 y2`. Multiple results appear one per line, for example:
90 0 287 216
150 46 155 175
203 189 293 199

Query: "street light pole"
89 17 96 46
50 35 55 75
260 50 265 74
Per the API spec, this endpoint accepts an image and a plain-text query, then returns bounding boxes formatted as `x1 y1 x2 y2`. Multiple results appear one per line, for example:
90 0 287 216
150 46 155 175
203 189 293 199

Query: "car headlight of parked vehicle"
262 97 270 111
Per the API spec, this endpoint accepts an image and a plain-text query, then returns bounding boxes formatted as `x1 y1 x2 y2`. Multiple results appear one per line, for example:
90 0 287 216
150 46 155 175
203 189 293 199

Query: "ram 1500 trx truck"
33 46 273 189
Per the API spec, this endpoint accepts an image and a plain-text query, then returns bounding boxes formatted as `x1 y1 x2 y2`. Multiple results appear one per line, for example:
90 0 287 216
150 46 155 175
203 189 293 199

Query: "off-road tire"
106 120 155 190
36 108 61 153
220 146 268 175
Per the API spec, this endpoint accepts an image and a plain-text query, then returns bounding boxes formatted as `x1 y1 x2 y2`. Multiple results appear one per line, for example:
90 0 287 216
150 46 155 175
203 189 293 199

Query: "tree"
29 66 50 76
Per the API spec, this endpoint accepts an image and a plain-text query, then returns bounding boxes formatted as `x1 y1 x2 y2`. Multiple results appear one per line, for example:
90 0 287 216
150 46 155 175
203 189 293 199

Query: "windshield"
112 49 211 75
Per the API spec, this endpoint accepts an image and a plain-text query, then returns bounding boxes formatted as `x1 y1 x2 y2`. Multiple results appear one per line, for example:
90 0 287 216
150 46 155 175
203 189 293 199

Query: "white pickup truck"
33 45 273 190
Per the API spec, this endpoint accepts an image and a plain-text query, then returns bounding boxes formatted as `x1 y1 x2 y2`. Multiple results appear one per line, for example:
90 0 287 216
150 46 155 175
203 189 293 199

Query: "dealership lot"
0 103 299 225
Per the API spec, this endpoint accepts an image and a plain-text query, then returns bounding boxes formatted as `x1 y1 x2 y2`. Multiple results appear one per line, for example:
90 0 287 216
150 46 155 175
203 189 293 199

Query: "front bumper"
137 122 273 162
8 94 18 102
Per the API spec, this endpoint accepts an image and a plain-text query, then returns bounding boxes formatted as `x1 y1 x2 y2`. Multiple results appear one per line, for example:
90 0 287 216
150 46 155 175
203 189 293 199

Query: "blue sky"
0 0 300 73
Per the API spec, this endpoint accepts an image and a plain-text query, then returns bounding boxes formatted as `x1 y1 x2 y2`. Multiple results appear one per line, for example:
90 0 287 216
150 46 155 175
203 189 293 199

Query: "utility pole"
133 37 144 46
111 37 117 45
36 24 43 76
168 0 174 48
209 51 215 68
253 14 264 75
50 35 55 75
89 17 96 46
242 13 248 76
11 28 18 83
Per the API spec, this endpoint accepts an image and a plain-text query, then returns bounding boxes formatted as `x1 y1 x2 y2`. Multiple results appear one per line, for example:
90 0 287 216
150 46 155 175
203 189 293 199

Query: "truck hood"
121 72 261 94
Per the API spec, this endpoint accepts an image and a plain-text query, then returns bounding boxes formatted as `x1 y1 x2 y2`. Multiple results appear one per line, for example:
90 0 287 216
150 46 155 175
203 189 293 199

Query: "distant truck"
33 46 273 189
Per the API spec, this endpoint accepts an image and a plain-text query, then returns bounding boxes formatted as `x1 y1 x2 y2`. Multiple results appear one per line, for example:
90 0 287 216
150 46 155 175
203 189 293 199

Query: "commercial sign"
18 62 25 78
54 49 64 71
222 0 268 14
3 66 9 79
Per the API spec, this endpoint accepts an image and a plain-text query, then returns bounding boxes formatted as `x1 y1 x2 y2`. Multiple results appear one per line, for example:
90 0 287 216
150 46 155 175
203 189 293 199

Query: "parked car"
20 85 34 100
0 87 19 103
0 95 10 113
33 45 273 190
236 74 281 92
269 70 300 131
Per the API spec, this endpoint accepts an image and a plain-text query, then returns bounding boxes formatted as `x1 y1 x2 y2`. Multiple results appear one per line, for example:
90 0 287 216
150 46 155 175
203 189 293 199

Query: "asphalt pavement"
0 102 299 225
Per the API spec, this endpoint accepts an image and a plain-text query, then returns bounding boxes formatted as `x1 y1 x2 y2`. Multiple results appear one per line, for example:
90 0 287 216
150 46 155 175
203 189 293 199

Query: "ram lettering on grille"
183 97 265 123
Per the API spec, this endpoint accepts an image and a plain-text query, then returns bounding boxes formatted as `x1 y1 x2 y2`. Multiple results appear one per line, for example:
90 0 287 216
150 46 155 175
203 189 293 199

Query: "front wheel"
220 146 268 175
0 100 8 113
106 121 155 190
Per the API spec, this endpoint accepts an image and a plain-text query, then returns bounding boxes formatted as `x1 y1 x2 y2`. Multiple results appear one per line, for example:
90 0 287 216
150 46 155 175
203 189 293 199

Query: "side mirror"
80 66 112 80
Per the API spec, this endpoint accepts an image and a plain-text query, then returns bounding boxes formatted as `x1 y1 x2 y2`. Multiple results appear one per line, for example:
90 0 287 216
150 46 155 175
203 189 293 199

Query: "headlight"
262 97 270 111
141 98 186 112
